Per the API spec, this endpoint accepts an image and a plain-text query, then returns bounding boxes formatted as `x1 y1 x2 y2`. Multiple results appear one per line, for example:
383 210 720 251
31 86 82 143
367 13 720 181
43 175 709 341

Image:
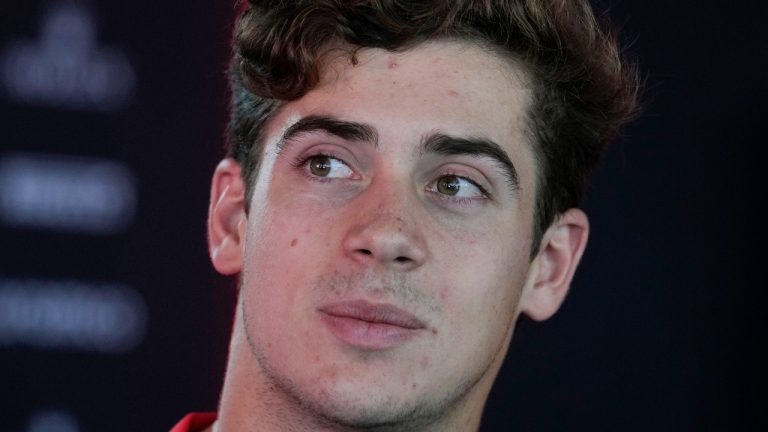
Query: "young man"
173 1 637 430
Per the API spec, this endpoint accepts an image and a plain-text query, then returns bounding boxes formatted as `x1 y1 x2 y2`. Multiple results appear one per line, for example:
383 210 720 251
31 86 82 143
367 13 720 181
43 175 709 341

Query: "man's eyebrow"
277 115 379 153
420 133 520 192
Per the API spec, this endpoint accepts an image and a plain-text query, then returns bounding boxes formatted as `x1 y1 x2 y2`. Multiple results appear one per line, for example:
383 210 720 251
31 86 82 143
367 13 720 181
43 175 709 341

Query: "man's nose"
341 185 428 272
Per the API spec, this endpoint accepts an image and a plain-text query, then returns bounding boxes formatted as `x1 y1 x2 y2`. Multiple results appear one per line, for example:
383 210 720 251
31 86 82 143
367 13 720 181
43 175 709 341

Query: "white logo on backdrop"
0 278 148 354
0 153 137 234
1 2 136 111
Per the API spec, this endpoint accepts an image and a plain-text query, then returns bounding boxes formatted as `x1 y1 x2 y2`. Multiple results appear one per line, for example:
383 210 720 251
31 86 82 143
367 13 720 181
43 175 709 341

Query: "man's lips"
318 300 426 350
320 300 426 329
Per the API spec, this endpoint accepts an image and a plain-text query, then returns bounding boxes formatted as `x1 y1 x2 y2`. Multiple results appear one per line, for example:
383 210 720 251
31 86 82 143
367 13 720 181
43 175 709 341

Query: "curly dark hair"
227 0 639 255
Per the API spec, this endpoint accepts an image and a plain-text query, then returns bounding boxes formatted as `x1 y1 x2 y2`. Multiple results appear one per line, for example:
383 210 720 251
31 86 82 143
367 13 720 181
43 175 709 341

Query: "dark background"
1 1 765 431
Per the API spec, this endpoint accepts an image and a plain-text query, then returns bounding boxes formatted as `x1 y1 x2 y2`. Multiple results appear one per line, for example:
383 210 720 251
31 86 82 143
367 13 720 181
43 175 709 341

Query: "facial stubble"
240 270 520 431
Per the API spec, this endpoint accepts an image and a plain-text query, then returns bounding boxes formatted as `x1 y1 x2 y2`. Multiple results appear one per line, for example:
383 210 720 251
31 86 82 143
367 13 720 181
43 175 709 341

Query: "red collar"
170 413 217 432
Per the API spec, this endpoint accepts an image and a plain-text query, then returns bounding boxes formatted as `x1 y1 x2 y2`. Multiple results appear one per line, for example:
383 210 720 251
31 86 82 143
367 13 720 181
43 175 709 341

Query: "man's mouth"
318 300 426 350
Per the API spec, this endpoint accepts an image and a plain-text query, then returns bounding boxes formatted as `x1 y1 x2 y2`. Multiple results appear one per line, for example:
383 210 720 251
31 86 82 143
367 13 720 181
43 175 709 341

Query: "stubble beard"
239 271 517 431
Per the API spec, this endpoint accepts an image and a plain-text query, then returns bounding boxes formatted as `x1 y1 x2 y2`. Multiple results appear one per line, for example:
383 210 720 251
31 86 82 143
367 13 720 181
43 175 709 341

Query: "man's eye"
429 175 487 199
306 155 354 178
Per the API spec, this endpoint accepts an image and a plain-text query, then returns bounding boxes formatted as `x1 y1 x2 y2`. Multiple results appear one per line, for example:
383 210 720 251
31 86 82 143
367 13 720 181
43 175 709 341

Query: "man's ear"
208 158 247 275
520 208 589 321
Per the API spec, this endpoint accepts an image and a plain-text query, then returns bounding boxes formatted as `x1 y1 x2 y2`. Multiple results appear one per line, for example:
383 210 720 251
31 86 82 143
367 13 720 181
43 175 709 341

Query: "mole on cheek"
290 238 298 247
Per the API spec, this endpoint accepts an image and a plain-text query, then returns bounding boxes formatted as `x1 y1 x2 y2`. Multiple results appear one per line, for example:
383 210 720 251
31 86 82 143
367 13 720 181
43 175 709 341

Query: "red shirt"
170 413 217 432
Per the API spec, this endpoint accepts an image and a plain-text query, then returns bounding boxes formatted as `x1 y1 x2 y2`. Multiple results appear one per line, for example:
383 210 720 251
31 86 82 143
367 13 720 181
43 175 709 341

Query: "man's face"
237 41 538 426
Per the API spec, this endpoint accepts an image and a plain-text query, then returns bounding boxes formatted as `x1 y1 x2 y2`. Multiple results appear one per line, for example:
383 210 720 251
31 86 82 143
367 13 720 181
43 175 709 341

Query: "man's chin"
298 390 443 431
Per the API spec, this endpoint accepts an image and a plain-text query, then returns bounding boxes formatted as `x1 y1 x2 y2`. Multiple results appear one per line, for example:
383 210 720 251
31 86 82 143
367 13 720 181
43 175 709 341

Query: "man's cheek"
451 266 509 317
277 207 335 245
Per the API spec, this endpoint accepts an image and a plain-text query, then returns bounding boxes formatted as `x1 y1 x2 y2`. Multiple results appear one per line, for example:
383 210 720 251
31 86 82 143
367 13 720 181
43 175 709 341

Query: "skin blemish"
447 90 459 97
370 288 385 299
411 383 418 389
420 356 430 368
431 328 438 336
290 238 298 247
387 57 398 69
438 287 449 301
323 365 339 384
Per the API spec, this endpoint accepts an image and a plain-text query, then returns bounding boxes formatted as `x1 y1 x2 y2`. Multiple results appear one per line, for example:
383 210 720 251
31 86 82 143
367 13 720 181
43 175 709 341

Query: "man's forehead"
266 41 532 142
318 40 531 94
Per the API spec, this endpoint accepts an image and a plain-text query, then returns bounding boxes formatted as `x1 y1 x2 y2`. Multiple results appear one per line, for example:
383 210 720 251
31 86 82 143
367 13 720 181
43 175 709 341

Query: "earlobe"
208 158 247 275
521 208 589 321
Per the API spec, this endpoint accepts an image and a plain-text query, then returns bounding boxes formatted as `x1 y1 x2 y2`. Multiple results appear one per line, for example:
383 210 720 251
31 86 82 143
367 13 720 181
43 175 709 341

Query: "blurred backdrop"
1 1 765 431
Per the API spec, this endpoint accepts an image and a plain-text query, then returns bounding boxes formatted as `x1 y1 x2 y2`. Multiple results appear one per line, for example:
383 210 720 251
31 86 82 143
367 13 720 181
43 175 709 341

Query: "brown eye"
309 155 332 177
304 154 354 179
436 175 461 196
428 174 487 202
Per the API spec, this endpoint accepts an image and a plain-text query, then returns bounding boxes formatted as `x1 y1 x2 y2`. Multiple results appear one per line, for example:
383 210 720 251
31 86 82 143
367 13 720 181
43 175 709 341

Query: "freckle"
420 356 430 368
448 90 459 97
431 328 438 335
290 238 298 247
411 383 418 389
314 355 320 362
